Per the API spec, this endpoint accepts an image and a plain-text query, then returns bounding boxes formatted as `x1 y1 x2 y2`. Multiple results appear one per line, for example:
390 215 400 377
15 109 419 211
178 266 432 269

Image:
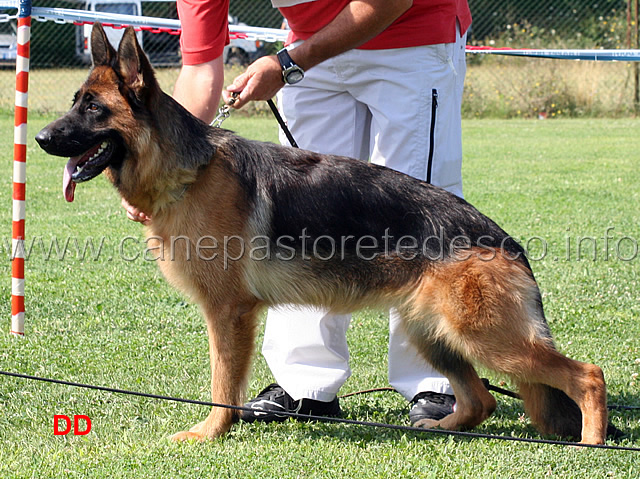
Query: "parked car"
75 0 143 63
73 5 266 66
0 32 16 64
223 14 268 66
0 0 17 65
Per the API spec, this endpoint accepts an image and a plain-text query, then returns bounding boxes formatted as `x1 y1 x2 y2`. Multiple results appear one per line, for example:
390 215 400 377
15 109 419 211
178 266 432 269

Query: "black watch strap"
277 48 296 70
277 48 305 84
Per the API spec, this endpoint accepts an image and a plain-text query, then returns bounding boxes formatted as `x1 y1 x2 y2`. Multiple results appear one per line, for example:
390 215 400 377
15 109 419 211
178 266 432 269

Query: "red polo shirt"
280 0 472 49
178 0 230 65
178 0 472 65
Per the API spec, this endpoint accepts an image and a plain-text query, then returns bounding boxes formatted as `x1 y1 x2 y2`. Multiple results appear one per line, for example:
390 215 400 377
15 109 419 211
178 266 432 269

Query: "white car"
76 0 143 63
0 32 16 63
0 0 17 64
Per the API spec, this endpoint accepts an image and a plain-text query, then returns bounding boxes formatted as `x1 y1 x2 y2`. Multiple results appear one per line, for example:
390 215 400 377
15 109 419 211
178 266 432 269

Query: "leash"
266 99 299 148
210 93 238 128
338 383 640 411
341 383 640 411
1 369 638 451
211 94 299 149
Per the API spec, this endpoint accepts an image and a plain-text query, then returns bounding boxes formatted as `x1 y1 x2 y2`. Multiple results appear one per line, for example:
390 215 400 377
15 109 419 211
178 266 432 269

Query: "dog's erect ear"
91 22 116 66
116 26 157 99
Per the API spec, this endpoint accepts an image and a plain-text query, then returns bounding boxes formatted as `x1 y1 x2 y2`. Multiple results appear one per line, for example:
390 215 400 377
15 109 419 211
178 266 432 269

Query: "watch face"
285 69 304 84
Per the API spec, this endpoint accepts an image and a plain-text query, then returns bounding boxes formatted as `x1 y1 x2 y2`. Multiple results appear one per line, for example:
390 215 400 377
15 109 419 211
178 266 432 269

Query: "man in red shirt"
128 0 472 427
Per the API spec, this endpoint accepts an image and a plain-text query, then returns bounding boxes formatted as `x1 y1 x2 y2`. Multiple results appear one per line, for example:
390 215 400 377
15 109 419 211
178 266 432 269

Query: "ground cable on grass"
1 369 638 452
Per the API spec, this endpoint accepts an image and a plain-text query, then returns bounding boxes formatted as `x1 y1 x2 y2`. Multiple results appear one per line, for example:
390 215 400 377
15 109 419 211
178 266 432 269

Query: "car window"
95 3 137 15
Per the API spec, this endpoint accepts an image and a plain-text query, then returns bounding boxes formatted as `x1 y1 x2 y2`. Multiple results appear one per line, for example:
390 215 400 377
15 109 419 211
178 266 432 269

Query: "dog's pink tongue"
63 157 80 202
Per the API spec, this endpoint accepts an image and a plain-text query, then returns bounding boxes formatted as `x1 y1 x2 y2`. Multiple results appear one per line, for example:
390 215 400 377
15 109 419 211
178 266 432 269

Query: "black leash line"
214 97 298 148
1 370 639 451
338 384 640 411
267 99 299 148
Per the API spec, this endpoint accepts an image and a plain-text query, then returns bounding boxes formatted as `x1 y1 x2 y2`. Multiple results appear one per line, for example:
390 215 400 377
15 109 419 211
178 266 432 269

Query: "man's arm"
223 0 413 109
173 55 225 124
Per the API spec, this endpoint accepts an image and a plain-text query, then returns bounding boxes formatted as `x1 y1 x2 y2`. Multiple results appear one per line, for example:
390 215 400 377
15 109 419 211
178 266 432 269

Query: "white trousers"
263 29 467 402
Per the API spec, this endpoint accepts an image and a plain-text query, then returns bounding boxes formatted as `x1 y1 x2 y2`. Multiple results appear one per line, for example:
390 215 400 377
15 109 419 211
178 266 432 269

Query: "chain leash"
211 92 239 128
210 93 299 148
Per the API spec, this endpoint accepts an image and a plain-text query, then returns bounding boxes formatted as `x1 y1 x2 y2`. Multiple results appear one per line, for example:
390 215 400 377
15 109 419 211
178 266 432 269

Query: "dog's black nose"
35 129 52 149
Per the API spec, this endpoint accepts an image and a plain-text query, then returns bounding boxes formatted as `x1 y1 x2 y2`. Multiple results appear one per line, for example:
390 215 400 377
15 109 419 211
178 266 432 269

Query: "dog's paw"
578 435 605 446
412 418 441 429
170 430 206 442
188 420 206 433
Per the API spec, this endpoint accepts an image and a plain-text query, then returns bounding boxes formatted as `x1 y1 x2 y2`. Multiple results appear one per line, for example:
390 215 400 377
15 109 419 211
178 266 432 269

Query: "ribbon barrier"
30 7 289 43
466 45 640 62
2 7 639 60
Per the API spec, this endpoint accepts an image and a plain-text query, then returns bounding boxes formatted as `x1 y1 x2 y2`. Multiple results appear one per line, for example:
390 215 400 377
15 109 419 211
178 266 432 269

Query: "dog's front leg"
171 300 261 442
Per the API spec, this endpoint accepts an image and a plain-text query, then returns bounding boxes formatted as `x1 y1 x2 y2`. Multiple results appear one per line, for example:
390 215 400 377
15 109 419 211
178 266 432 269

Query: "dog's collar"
171 184 189 202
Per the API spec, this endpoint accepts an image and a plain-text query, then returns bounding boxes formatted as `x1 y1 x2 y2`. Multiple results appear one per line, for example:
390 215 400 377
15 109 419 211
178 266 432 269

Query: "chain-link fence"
0 0 638 116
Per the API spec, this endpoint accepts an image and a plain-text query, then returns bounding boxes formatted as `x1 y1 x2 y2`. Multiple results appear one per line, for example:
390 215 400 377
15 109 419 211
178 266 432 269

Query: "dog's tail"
518 382 583 439
518 382 624 440
515 285 585 439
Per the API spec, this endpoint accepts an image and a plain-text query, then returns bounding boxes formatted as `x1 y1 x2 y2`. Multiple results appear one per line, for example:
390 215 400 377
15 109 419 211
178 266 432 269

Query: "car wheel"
226 48 250 66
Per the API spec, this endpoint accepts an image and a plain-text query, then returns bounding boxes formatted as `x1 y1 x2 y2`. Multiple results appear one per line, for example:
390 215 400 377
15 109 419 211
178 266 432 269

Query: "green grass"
0 115 639 478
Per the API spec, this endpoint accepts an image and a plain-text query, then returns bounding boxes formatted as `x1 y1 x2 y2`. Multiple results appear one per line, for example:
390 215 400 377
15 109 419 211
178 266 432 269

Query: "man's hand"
122 197 151 225
222 55 284 109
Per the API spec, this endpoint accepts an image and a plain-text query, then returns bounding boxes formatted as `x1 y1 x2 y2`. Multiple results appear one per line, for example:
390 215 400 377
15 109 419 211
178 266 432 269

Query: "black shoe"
409 391 456 426
239 383 341 423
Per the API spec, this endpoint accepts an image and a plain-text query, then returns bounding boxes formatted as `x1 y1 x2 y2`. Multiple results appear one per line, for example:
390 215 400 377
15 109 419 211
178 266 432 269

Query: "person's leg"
389 33 467 401
262 306 351 402
276 62 371 158
242 53 371 422
346 29 467 404
353 42 465 197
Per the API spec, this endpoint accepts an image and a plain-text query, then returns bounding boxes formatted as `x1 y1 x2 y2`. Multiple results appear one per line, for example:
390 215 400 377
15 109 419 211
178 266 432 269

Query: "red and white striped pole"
11 0 31 336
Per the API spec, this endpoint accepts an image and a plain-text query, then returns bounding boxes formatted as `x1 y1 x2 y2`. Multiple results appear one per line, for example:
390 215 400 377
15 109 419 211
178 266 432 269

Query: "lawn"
0 114 639 478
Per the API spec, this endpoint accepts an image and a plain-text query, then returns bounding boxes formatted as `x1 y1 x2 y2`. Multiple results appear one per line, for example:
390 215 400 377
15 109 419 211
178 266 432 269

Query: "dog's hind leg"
515 357 608 444
403 330 497 431
171 300 261 441
459 273 608 444
408 249 608 444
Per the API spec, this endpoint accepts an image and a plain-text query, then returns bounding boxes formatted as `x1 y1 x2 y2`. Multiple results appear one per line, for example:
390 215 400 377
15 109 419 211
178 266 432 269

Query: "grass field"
0 114 639 478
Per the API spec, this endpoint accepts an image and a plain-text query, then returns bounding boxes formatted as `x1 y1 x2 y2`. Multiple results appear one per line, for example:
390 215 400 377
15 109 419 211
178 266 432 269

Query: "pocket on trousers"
426 88 438 185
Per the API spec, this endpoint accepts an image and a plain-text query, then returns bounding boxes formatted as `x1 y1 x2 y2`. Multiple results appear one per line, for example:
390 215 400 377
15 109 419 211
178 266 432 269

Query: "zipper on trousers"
426 88 438 185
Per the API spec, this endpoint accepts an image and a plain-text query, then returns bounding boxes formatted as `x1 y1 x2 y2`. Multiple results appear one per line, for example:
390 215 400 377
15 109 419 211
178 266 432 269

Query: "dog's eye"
87 103 101 113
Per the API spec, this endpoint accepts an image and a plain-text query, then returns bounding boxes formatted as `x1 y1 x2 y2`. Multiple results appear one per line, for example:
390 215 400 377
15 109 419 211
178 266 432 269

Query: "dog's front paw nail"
413 418 441 429
170 430 205 442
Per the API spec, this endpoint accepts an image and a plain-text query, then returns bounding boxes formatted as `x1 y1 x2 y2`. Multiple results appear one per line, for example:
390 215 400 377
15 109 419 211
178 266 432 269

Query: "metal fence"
0 0 638 116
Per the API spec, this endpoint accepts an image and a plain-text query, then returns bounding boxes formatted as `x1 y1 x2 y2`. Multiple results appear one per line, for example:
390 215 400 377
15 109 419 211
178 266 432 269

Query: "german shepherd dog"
36 24 614 444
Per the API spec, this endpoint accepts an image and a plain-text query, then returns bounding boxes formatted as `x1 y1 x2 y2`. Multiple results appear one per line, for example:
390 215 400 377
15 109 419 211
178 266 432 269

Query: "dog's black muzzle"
35 116 123 202
35 116 96 158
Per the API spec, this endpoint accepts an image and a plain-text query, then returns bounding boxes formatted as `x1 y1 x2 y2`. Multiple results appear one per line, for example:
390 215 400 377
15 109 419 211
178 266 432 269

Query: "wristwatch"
277 48 305 85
